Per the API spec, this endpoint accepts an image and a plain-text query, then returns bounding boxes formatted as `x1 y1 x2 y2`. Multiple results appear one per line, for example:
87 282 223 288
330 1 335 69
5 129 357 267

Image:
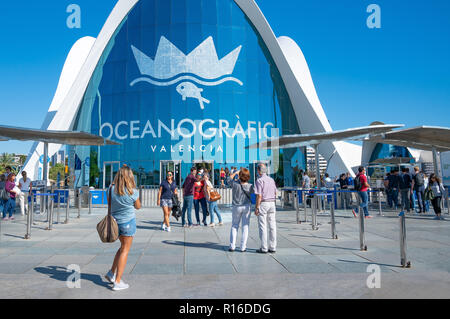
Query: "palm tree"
0 153 15 170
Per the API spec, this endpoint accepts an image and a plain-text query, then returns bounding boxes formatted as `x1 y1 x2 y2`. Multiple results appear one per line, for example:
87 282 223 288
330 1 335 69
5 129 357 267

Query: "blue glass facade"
73 0 304 187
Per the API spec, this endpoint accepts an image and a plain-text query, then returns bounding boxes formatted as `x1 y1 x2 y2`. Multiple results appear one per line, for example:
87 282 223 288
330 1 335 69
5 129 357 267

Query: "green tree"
49 163 65 183
0 153 15 174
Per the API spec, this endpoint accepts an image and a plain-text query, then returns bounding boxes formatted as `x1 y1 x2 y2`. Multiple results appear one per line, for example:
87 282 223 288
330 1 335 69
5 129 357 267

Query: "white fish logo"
130 36 243 110
176 82 210 110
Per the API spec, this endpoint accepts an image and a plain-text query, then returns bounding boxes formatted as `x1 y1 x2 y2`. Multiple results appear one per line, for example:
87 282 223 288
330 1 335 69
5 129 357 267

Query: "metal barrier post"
311 195 318 230
65 190 70 224
77 189 81 219
378 191 383 216
358 195 367 251
57 192 61 224
25 196 32 239
88 191 92 215
446 188 450 215
31 193 35 225
330 192 337 239
139 186 143 203
295 191 300 224
303 192 307 222
46 196 54 230
399 211 411 268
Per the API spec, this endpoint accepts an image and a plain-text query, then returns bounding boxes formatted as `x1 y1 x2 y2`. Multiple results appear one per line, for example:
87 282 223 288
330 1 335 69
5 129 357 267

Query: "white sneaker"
112 280 129 291
161 223 167 231
166 226 171 232
208 223 215 227
105 270 115 283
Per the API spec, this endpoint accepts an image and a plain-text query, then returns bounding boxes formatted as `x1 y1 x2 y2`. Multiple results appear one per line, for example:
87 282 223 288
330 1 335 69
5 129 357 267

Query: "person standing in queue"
157 171 178 232
254 164 278 254
193 172 208 226
105 165 141 291
181 167 196 228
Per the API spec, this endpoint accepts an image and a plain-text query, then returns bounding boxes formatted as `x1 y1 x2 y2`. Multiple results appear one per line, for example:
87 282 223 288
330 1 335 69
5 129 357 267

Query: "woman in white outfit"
228 168 254 252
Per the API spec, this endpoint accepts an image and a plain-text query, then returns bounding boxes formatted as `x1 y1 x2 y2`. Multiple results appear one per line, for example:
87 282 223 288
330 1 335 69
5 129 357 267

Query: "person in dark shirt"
157 171 178 232
338 173 350 208
387 169 400 209
399 167 412 213
181 167 197 227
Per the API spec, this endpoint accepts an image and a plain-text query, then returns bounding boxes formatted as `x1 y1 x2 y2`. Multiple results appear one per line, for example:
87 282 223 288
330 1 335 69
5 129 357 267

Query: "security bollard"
295 191 300 224
358 196 367 251
31 193 35 225
139 186 143 203
399 211 411 268
65 190 70 224
330 192 338 239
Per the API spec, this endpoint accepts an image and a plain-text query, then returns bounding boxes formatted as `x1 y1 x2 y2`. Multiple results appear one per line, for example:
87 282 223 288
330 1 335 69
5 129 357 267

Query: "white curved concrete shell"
25 0 357 181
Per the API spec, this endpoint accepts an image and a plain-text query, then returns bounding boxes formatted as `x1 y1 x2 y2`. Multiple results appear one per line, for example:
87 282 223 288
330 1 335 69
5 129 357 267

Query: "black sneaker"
268 250 276 254
228 248 235 252
256 249 268 254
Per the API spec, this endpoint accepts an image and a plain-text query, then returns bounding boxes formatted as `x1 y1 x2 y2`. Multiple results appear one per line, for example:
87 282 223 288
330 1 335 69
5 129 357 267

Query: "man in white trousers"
254 163 277 254
18 171 32 215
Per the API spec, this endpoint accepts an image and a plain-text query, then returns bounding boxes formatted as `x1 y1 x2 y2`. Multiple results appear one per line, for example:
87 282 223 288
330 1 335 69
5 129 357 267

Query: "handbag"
96 187 119 243
0 187 9 201
424 186 435 201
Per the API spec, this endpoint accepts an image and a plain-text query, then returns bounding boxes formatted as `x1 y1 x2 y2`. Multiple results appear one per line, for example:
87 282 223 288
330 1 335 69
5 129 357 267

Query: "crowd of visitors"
297 165 446 220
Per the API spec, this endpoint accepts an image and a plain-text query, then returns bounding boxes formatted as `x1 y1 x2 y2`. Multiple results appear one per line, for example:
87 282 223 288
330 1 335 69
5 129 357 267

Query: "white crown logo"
130 36 243 110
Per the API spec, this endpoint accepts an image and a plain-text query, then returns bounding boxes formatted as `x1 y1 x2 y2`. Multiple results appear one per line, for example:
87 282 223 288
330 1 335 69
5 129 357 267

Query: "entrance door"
250 160 271 184
193 160 214 185
160 160 182 186
103 161 121 189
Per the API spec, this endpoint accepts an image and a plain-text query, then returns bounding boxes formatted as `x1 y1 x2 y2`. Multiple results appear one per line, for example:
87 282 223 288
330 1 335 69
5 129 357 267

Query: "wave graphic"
130 74 243 87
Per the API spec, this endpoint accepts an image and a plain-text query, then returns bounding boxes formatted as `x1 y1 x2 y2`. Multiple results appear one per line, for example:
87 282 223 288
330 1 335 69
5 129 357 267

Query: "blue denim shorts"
160 198 173 207
117 218 136 237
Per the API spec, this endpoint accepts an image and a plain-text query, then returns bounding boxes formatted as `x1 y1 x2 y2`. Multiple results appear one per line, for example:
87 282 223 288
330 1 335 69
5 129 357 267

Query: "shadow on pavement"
34 265 110 288
337 259 403 269
162 240 227 251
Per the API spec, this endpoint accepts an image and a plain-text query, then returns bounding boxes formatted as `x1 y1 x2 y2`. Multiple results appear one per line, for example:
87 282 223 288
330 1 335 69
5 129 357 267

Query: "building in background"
306 146 327 175
20 0 384 187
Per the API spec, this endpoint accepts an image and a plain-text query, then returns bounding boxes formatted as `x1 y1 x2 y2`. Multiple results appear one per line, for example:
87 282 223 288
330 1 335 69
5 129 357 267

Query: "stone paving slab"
0 206 449 298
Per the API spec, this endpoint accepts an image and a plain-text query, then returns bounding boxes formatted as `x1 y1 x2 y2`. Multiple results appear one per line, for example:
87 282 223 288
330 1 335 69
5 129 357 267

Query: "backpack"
354 174 362 191
414 173 424 187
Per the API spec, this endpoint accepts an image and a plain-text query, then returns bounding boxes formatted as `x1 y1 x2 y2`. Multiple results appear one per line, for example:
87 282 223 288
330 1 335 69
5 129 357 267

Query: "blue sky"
1 0 449 155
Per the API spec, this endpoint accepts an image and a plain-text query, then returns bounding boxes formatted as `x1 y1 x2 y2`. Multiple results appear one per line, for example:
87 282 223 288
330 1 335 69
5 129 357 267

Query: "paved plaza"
0 205 449 299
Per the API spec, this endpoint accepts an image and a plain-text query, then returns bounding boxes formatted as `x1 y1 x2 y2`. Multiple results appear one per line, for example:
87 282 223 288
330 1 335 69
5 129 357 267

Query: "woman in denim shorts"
105 165 141 291
157 171 178 232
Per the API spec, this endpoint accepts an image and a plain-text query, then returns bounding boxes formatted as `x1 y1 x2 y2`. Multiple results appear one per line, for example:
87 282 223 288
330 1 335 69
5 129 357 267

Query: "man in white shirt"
18 171 32 215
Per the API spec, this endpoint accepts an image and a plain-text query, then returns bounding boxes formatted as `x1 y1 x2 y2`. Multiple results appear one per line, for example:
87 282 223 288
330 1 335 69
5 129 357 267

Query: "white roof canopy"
247 124 403 150
0 125 120 146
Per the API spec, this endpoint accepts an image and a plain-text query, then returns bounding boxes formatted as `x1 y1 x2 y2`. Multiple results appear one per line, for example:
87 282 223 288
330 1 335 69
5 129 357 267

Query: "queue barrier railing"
284 187 416 266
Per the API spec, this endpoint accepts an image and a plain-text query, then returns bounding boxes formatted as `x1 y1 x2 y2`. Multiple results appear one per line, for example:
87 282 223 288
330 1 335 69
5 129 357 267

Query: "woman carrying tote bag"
104 165 141 291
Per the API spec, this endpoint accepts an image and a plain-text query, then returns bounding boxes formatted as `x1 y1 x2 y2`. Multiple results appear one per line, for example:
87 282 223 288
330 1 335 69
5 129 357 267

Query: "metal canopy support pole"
399 212 411 268
313 144 321 188
358 195 367 251
432 147 440 179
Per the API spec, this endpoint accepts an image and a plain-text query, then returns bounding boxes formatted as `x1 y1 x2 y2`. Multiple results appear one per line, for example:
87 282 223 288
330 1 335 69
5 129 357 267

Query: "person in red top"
193 173 208 226
353 166 372 218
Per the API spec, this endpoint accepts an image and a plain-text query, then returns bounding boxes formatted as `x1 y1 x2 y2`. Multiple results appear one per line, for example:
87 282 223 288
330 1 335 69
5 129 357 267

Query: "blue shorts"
117 218 136 237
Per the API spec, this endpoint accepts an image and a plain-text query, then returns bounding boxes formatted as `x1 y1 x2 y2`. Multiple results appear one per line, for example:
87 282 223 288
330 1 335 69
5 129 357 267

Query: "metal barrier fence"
286 187 413 267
